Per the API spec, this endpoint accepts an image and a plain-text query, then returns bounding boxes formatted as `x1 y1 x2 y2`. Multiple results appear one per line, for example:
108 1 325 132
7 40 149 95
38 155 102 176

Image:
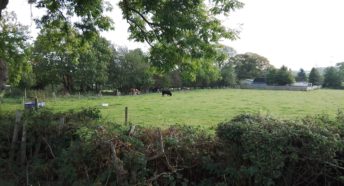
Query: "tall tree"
194 59 221 87
275 66 295 85
296 68 307 82
308 68 322 86
108 48 153 92
0 11 31 86
1 0 243 72
34 0 114 39
266 68 277 85
220 63 237 87
76 37 114 92
120 0 243 72
32 23 82 92
230 52 271 80
323 67 342 88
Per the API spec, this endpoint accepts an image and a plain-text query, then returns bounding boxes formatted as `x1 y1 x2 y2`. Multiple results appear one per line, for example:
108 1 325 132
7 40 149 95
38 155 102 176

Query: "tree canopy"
296 68 307 82
0 12 31 86
230 52 271 80
266 66 294 86
0 0 243 73
308 68 322 86
323 67 342 88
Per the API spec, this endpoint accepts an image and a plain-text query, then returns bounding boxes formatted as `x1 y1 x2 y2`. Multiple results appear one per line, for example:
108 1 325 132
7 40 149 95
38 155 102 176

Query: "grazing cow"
130 88 141 95
162 90 172 96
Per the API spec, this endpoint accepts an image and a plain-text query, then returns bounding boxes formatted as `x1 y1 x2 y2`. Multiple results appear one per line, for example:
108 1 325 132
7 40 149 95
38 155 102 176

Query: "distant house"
253 77 267 85
292 82 312 87
240 79 253 86
240 79 320 91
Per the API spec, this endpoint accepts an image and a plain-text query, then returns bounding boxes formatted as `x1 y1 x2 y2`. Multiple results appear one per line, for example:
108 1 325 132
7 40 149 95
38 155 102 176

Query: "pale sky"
6 0 344 71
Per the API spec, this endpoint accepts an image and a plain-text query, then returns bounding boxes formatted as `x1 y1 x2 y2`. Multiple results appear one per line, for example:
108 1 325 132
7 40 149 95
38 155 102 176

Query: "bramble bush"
0 108 343 185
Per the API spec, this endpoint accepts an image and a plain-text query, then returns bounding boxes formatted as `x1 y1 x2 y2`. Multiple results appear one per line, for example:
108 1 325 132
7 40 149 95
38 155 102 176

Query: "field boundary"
240 84 322 91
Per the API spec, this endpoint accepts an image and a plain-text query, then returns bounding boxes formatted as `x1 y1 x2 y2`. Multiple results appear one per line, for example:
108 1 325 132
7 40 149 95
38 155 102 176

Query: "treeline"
0 108 343 185
1 12 344 96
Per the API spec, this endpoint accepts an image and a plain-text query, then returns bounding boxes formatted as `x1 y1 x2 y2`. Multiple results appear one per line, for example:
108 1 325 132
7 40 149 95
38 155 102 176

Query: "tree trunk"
0 59 8 90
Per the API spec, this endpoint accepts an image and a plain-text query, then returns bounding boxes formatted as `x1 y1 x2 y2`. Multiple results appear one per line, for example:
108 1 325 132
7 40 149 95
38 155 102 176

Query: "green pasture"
1 89 344 128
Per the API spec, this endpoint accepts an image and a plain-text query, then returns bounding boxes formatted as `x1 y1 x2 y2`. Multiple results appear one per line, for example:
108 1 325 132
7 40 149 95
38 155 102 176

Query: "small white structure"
292 82 311 87
101 103 109 107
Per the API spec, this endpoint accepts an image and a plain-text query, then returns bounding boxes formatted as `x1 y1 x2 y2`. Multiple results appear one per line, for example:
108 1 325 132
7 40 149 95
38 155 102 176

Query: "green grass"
1 89 344 128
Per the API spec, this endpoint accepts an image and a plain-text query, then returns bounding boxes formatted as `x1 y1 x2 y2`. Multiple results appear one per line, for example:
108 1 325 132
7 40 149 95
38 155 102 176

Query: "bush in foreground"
0 108 343 185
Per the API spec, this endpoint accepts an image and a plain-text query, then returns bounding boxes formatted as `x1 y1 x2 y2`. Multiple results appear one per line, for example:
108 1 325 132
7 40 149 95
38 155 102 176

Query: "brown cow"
130 88 141 95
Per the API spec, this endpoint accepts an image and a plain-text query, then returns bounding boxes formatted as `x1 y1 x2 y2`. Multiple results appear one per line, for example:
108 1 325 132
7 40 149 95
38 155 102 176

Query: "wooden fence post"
9 110 22 161
59 117 65 135
52 92 56 101
20 119 27 164
34 97 38 110
124 107 128 125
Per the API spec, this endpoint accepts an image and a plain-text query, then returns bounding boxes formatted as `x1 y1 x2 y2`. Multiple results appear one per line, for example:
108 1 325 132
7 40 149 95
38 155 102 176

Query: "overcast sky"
6 0 344 71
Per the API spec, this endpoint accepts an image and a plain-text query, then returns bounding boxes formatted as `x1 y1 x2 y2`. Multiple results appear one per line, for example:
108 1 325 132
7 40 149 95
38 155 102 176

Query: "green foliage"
217 114 344 186
220 63 237 86
119 0 243 72
275 65 295 85
32 23 82 91
1 108 344 185
3 89 344 127
309 67 323 85
323 66 342 88
0 11 31 86
75 36 114 92
194 58 221 87
231 52 272 80
35 0 113 37
266 66 295 85
108 48 153 92
296 68 307 82
33 25 115 92
266 68 277 85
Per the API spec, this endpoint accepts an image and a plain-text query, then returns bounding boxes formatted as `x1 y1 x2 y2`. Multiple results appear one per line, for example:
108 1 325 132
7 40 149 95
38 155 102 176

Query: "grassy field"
1 89 344 128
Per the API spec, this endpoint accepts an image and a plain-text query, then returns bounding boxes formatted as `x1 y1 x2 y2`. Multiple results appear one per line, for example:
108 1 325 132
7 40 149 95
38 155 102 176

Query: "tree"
194 59 221 87
266 68 277 85
75 37 114 92
308 68 322 86
296 68 307 82
323 67 342 88
0 11 31 86
220 63 237 87
108 48 153 92
230 52 272 80
214 45 237 69
32 23 82 92
120 0 243 72
1 0 243 72
34 0 113 39
275 66 295 85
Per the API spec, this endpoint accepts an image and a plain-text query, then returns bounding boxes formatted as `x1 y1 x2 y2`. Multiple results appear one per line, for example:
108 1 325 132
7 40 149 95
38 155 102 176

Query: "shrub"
217 114 344 186
0 109 343 185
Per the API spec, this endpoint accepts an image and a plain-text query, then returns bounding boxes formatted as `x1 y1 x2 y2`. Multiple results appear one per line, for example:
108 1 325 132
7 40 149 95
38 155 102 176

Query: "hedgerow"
0 108 343 185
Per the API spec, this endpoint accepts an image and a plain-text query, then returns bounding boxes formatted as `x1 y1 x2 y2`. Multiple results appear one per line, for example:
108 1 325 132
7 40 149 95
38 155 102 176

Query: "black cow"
162 90 172 96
